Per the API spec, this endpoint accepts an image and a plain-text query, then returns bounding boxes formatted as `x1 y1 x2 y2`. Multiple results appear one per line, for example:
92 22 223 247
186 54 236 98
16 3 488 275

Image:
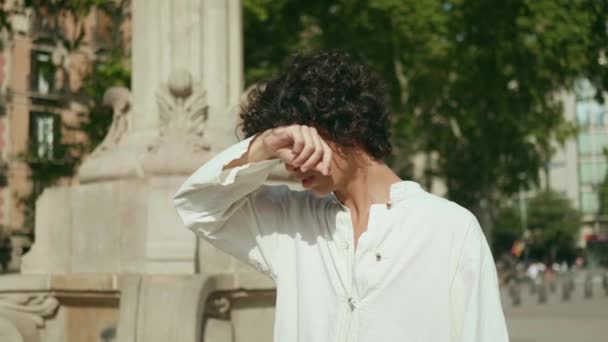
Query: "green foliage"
598 173 608 217
0 224 11 272
79 50 130 150
243 0 606 216
597 147 608 216
493 191 581 262
80 0 131 151
525 191 581 262
492 204 522 258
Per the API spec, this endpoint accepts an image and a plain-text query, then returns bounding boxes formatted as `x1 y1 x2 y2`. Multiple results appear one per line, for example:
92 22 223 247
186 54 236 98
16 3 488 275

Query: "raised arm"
172 125 332 279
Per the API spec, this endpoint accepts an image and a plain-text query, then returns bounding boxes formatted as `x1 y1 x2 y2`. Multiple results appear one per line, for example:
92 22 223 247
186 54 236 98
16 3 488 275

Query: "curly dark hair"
240 51 392 160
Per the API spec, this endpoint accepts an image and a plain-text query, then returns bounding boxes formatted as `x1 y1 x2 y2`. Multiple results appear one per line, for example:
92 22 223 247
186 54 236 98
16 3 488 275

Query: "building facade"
548 81 608 245
0 2 125 271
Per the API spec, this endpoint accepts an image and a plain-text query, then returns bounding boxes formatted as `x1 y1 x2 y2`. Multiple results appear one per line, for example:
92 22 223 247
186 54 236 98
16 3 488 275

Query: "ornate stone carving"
77 86 138 182
0 294 59 327
0 294 59 342
91 87 133 156
139 69 212 176
153 69 210 153
80 70 211 180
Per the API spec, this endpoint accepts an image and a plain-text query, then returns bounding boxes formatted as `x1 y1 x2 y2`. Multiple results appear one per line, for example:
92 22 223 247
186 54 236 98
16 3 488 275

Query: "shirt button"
375 252 382 262
347 297 356 311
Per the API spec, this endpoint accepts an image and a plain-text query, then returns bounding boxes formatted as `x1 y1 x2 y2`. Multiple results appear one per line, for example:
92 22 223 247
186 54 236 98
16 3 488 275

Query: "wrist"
250 131 276 161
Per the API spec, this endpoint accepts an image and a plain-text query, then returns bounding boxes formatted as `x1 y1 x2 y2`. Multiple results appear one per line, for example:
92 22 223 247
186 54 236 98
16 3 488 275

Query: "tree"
525 191 581 262
492 204 522 258
243 0 606 233
597 148 608 217
493 190 581 262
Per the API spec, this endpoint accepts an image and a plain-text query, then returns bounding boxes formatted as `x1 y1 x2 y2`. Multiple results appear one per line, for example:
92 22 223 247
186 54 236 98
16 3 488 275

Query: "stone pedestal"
21 176 196 274
0 273 219 342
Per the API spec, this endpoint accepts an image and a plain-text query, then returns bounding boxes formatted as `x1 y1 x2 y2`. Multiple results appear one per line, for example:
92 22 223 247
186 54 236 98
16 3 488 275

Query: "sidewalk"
502 282 608 342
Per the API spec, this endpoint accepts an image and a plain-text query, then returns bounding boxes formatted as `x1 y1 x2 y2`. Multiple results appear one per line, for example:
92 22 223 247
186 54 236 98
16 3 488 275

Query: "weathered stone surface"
204 318 234 342
0 317 23 342
117 274 214 342
21 177 196 275
20 187 72 274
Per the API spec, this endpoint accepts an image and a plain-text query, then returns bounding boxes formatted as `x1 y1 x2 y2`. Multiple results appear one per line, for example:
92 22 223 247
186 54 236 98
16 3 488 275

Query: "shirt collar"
389 180 423 202
330 180 423 208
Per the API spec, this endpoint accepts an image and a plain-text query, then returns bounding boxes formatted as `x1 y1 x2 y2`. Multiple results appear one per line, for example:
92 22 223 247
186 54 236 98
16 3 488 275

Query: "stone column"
79 0 243 182
131 0 243 153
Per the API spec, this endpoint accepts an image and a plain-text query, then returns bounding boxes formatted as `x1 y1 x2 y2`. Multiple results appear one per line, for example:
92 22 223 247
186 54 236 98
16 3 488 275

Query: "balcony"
30 13 59 43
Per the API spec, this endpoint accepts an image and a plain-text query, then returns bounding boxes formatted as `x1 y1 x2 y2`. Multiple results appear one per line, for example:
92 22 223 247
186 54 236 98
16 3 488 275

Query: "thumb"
275 147 297 165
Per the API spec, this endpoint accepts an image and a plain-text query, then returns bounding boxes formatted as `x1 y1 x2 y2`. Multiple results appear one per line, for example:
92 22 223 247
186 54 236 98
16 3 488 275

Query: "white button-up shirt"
173 135 509 342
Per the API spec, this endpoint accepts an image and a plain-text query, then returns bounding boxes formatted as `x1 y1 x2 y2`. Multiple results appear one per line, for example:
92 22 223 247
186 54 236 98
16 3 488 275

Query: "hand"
261 125 333 176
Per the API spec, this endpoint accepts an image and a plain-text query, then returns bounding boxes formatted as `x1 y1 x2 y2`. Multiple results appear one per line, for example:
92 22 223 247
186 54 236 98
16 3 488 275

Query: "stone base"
0 273 276 342
0 274 120 342
21 176 196 274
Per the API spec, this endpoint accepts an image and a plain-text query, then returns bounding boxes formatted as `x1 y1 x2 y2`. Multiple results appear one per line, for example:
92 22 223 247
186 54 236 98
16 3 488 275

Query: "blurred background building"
547 83 608 246
0 0 130 272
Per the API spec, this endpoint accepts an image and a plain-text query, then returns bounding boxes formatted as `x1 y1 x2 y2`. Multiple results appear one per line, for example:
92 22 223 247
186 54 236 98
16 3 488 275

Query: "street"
502 277 608 342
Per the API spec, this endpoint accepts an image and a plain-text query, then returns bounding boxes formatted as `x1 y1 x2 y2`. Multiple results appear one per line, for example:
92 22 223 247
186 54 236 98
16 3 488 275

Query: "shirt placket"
330 209 353 342
337 205 384 342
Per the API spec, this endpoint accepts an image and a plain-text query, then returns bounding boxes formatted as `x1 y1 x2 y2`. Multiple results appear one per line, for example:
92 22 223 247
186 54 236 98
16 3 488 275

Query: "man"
173 51 509 342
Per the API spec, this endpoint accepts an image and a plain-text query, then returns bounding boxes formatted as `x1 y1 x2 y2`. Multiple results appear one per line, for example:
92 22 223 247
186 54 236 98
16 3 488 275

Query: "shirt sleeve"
449 215 510 342
172 134 291 280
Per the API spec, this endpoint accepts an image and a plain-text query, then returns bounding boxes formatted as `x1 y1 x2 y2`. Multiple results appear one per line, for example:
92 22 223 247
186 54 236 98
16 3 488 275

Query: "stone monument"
0 1 286 341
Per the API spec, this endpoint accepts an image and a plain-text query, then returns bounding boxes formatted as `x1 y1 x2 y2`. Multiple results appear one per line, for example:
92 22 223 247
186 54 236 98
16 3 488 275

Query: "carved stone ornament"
0 294 59 327
91 86 133 157
153 68 210 153
140 69 211 175
0 294 59 342
80 70 211 180
77 85 139 182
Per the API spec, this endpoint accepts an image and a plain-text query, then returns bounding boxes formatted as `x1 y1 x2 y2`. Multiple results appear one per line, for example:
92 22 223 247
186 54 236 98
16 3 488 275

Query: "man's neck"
333 160 402 217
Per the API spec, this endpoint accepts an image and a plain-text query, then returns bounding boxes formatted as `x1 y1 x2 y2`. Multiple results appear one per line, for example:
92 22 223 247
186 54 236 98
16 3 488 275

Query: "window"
578 133 592 155
30 51 55 95
575 79 608 127
576 101 606 127
579 161 608 185
581 191 599 215
577 132 608 156
29 112 58 159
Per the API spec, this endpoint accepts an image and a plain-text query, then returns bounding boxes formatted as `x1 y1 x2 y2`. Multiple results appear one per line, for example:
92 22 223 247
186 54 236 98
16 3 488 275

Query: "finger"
319 138 333 175
284 161 297 173
276 148 297 165
293 126 314 166
301 128 324 172
312 136 331 175
290 125 305 156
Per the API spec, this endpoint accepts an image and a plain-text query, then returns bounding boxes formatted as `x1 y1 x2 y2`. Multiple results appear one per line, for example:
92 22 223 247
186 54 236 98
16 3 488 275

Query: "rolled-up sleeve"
450 216 510 342
172 134 291 279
